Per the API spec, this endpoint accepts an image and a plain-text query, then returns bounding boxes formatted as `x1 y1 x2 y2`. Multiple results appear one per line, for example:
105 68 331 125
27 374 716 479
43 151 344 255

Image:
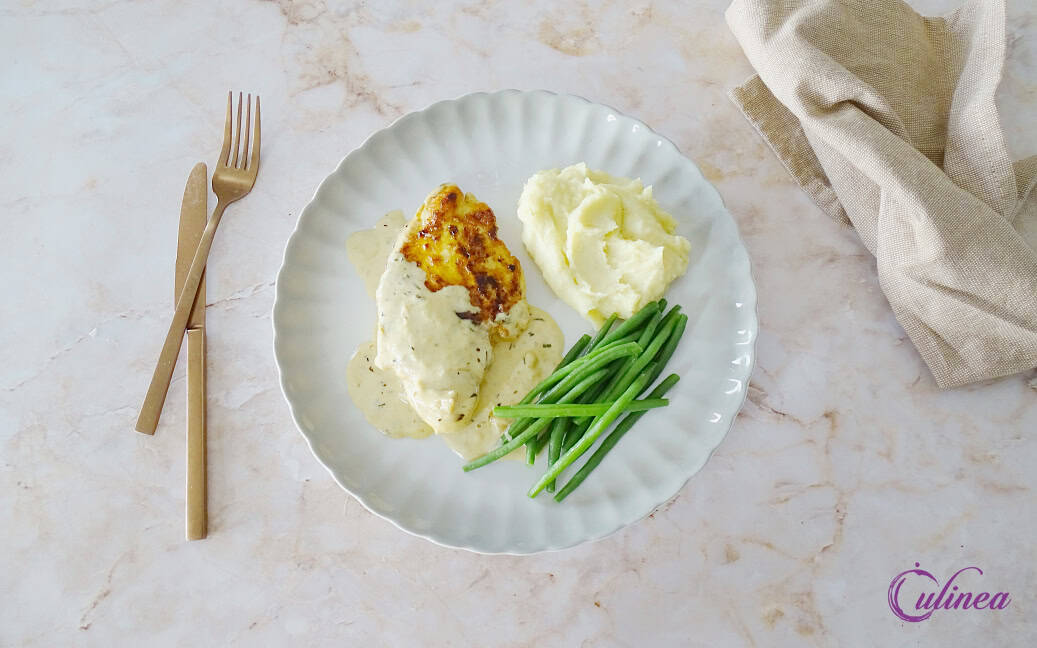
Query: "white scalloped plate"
273 90 756 554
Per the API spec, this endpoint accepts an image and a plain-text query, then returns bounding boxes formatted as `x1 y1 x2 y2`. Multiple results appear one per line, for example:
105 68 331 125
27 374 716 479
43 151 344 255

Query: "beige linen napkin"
726 0 1037 388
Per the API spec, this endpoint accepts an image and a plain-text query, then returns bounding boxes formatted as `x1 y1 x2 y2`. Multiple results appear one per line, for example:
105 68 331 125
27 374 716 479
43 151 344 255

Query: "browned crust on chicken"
399 184 525 323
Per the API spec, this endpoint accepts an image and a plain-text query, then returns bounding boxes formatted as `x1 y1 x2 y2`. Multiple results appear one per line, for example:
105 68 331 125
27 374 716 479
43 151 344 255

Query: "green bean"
569 306 680 430
554 374 681 501
561 420 586 452
521 346 629 451
636 304 665 347
644 313 687 387
463 367 610 472
558 334 592 368
474 299 690 502
506 336 618 417
525 433 537 464
520 332 588 454
535 341 641 404
585 313 618 354
522 360 609 458
502 417 534 443
514 344 632 449
528 427 549 464
597 301 660 347
466 418 547 471
502 336 615 441
539 337 632 384
527 370 653 497
575 355 635 425
561 380 610 451
494 398 669 418
545 417 569 492
599 307 682 404
557 314 687 482
532 302 662 446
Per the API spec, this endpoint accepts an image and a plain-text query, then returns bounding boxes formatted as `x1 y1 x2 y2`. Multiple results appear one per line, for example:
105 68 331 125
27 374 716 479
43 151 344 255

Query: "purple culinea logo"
888 563 1011 622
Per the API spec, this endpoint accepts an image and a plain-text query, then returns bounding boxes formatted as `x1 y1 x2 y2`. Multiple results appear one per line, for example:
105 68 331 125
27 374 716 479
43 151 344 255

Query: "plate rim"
271 88 759 554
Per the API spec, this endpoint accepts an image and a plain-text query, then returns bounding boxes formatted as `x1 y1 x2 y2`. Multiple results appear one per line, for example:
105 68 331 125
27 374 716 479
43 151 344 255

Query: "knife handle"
186 327 207 540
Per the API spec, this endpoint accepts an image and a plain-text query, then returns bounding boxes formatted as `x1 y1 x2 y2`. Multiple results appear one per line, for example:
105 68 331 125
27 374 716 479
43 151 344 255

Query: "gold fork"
136 92 261 435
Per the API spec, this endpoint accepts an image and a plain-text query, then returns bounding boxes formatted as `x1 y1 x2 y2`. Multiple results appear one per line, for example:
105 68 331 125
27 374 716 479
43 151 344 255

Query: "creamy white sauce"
346 210 407 299
440 307 562 459
346 341 433 439
345 212 563 459
374 216 491 434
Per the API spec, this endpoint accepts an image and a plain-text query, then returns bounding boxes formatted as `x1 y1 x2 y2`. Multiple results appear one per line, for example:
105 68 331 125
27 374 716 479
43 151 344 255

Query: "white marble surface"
3 1 1035 645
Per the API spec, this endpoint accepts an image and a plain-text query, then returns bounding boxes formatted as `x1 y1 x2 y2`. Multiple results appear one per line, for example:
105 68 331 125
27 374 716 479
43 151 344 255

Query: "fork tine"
249 96 261 175
242 94 252 171
232 92 243 168
219 91 232 165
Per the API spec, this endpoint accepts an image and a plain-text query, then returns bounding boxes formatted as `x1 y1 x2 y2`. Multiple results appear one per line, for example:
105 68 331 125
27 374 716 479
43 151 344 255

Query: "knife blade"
177 162 208 540
177 163 207 328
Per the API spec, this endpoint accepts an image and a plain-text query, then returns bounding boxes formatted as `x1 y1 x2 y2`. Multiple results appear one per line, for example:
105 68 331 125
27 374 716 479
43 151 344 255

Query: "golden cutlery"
177 162 208 540
136 92 261 436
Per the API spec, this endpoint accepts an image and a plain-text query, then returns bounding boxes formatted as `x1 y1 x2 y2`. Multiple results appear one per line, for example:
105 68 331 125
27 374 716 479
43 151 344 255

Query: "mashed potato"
517 163 690 324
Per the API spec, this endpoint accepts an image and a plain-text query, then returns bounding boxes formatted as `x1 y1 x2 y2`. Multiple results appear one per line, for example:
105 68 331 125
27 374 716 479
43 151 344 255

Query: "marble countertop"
3 0 1035 645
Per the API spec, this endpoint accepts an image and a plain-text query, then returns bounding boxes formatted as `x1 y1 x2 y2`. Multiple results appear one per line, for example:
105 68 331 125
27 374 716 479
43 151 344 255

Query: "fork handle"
136 201 227 435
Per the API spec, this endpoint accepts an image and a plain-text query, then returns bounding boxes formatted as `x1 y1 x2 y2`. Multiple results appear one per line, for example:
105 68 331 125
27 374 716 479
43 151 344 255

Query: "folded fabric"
726 0 1037 388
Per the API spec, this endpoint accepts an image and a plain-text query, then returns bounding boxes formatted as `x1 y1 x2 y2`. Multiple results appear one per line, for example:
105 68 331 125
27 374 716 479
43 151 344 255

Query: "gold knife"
177 162 208 540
